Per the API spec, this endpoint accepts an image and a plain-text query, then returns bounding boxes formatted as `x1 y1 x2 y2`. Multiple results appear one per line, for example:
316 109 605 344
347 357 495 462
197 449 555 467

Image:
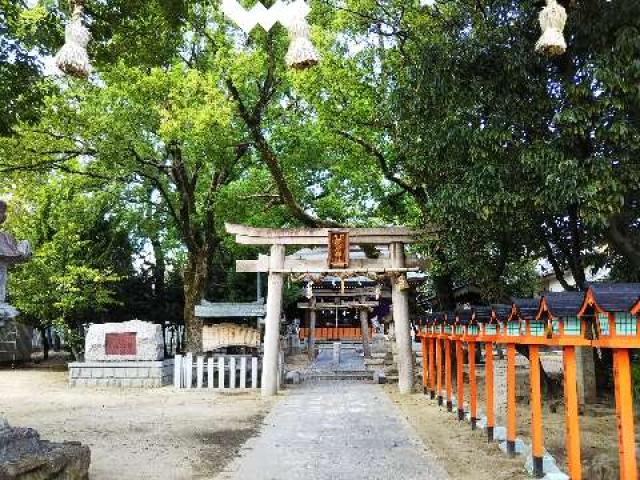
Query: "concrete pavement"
217 380 449 480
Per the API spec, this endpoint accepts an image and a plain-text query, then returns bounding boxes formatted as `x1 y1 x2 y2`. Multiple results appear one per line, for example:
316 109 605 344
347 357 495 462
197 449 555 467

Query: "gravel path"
218 381 449 480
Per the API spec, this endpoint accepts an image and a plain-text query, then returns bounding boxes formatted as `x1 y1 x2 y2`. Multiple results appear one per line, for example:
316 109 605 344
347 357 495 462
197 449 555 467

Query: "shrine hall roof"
454 308 474 324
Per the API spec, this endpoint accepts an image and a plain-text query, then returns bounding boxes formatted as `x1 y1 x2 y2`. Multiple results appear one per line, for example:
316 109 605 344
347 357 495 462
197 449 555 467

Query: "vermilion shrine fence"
299 327 375 341
418 284 640 480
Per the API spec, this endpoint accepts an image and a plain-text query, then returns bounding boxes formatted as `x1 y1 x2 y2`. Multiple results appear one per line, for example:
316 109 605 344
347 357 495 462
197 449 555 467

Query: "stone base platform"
69 359 174 387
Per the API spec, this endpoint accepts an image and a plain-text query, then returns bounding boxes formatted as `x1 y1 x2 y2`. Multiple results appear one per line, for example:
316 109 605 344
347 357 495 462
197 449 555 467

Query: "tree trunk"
607 214 640 270
151 237 166 316
183 248 209 353
307 308 317 361
515 344 560 398
433 271 455 311
39 325 49 361
359 305 371 358
567 204 587 290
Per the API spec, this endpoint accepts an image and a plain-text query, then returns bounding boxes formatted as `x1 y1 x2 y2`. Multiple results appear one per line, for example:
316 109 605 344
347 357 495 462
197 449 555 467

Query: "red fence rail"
299 327 374 341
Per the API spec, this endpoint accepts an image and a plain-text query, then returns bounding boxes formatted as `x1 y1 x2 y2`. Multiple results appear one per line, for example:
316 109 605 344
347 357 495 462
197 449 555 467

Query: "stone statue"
0 200 31 315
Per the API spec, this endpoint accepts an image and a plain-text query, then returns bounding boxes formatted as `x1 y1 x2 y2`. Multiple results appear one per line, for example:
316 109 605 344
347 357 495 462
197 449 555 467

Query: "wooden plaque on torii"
328 230 349 269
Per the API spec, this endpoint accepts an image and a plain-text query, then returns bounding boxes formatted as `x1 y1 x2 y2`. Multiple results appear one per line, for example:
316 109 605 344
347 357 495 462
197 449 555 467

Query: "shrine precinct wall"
69 320 174 387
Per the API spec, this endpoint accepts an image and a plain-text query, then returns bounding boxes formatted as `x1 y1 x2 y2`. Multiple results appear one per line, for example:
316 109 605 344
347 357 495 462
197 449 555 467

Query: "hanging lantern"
305 281 313 299
55 0 92 78
375 284 382 300
285 10 319 70
535 0 567 57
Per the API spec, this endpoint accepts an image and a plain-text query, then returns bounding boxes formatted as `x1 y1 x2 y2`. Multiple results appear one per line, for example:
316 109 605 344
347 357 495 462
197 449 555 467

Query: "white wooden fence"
173 354 261 389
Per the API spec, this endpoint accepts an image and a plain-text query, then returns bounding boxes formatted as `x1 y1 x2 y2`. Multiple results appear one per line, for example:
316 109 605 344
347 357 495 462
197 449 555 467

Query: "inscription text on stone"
105 332 137 355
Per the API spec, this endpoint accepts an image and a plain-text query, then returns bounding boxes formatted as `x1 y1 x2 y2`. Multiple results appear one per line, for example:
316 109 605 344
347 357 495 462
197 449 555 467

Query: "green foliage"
1 0 640 336
6 179 123 356
632 355 640 404
0 0 51 134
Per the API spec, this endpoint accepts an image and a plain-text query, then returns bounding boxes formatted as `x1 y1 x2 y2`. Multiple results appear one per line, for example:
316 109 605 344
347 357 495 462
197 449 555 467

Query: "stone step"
385 375 399 383
364 358 385 365
306 372 373 381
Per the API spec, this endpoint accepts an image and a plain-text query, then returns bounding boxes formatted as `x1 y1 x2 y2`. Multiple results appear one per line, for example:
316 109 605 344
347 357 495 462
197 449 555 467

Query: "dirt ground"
0 369 274 479
482 353 634 479
384 385 529 480
394 350 639 480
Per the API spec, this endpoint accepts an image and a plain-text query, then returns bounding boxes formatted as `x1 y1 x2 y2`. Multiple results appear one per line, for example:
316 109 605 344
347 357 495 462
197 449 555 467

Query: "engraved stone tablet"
105 332 137 356
84 320 163 361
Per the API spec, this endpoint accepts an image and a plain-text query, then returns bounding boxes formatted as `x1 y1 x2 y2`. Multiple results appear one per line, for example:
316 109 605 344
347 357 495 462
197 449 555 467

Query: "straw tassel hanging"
285 8 319 70
535 0 567 56
55 0 92 78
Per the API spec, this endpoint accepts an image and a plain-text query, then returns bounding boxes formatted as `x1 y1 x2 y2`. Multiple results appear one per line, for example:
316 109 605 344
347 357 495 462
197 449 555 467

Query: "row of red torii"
418 285 640 480
226 223 422 396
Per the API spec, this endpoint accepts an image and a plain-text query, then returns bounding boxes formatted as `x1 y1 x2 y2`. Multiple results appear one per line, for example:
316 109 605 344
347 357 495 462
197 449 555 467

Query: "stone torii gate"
226 223 420 396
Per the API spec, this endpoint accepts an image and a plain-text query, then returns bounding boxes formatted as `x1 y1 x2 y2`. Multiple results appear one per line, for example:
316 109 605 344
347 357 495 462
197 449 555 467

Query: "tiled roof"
512 298 540 320
472 306 493 323
454 308 474 324
588 283 640 313
491 304 512 322
543 291 584 318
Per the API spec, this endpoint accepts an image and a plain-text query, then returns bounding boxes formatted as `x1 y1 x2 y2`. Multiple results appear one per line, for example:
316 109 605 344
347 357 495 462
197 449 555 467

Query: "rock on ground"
0 418 90 480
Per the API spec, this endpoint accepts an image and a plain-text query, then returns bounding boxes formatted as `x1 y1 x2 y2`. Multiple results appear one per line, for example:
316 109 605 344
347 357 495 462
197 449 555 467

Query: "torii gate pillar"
262 244 285 396
391 242 414 394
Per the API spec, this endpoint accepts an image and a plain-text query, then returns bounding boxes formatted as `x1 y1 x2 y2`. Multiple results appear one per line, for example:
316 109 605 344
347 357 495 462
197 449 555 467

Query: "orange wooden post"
506 343 517 456
429 338 436 399
563 346 582 480
485 342 495 442
421 336 428 394
445 339 453 412
468 342 478 429
436 338 443 406
456 340 465 420
613 350 625 480
529 345 544 478
613 348 638 480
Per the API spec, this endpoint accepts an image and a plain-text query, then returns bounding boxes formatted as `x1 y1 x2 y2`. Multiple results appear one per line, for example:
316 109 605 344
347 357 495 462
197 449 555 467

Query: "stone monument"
0 417 90 479
69 320 173 387
0 200 33 363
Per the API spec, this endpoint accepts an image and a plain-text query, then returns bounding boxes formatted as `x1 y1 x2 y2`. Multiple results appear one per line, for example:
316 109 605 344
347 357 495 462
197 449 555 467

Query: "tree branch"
337 130 420 197
226 77 340 228
537 225 576 291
